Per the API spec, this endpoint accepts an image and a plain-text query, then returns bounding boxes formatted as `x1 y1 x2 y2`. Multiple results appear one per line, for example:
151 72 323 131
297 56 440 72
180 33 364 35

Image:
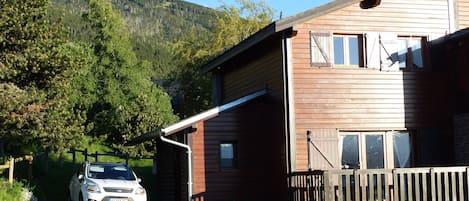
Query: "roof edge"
200 0 362 73
276 0 360 31
162 88 268 135
201 23 277 73
126 89 268 145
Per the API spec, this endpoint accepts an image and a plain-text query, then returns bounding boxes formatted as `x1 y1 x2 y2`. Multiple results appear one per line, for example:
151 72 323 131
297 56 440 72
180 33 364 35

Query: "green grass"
0 178 28 201
10 136 156 201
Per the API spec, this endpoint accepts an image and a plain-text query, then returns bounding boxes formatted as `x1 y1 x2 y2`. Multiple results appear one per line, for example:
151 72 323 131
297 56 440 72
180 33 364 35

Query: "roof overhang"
162 88 267 135
126 89 268 145
200 0 362 73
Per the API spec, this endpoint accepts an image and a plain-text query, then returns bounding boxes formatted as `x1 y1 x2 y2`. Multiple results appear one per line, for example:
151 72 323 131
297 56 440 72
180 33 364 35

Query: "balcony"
288 166 469 201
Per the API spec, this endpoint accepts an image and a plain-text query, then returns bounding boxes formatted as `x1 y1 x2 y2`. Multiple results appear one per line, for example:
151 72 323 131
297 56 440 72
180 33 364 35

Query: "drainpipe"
282 30 296 174
160 134 192 201
448 0 456 33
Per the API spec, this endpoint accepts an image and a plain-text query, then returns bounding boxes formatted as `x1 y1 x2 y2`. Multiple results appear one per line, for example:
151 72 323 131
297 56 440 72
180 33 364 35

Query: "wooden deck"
288 167 469 201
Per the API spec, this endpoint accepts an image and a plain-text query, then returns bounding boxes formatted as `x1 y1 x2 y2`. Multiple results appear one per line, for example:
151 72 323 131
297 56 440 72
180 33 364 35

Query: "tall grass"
0 179 28 201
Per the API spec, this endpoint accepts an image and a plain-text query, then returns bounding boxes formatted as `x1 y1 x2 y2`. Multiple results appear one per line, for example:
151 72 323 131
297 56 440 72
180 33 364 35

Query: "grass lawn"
10 137 157 201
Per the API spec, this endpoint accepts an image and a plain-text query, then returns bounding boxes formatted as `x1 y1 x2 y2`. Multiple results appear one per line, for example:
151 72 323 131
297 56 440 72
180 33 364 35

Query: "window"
220 142 237 169
333 34 363 67
340 131 411 169
398 36 425 69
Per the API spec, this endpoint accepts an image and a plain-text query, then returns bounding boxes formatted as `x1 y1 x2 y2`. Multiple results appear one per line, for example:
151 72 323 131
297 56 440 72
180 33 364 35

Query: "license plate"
109 198 128 201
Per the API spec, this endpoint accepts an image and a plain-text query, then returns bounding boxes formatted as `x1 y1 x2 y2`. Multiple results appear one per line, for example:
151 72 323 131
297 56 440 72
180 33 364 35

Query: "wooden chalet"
141 0 469 200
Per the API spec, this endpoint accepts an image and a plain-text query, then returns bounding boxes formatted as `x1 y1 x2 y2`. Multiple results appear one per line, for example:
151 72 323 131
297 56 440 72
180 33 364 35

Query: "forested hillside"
0 0 273 159
49 0 217 79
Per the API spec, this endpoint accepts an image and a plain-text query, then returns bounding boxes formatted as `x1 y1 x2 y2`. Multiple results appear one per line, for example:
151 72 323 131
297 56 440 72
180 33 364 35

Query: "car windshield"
87 164 136 180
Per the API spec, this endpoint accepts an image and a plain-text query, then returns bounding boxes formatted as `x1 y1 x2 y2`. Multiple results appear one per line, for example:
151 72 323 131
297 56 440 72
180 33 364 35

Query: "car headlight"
86 181 101 193
135 187 146 195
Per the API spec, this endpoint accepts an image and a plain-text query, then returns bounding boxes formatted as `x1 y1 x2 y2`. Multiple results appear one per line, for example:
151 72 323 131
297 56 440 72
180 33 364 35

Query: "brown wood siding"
291 0 451 171
222 38 284 103
192 121 206 200
458 0 469 29
190 97 287 201
292 69 449 170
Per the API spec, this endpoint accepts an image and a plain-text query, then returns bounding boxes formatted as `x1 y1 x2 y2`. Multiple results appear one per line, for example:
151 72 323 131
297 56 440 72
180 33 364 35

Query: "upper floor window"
333 34 364 67
398 36 425 69
310 32 427 71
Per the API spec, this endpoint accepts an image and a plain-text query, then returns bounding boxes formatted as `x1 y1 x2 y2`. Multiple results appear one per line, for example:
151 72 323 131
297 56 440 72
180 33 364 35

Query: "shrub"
0 179 35 201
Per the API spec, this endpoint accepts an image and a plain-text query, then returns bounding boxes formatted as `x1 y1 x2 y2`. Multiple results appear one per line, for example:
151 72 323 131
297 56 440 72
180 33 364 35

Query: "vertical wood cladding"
190 98 287 201
222 37 284 103
291 0 451 170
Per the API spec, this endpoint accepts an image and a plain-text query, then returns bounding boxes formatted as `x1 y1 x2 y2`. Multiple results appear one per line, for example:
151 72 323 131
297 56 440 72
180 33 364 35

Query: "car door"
69 164 85 201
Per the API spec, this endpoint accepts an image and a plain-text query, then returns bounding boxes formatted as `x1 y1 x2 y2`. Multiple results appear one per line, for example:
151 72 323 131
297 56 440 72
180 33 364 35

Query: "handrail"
0 153 34 183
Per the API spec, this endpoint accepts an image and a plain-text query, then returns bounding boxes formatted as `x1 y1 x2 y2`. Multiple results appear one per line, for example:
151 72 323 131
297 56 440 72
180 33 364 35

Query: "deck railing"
288 166 469 201
289 170 325 201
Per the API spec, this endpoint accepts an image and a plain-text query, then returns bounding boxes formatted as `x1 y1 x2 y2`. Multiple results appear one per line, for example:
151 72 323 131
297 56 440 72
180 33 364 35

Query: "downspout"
448 0 456 33
282 30 296 174
160 134 192 201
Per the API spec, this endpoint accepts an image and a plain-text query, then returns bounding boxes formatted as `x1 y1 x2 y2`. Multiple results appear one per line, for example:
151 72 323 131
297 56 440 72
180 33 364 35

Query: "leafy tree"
82 0 177 155
169 0 274 117
0 0 87 154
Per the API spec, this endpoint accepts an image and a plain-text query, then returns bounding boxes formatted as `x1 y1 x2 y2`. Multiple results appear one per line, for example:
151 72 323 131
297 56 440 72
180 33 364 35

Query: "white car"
68 162 147 201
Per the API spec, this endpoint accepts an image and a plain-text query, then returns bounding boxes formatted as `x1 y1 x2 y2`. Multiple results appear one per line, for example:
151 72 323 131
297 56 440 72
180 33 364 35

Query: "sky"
185 0 334 19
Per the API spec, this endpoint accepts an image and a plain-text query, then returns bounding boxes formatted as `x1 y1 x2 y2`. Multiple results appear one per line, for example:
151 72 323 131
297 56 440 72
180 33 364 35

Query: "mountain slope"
49 0 217 78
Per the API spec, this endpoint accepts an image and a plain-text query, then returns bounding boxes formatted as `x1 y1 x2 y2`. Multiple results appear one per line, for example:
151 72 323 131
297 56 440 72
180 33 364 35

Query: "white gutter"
162 89 268 135
160 135 192 201
448 0 456 33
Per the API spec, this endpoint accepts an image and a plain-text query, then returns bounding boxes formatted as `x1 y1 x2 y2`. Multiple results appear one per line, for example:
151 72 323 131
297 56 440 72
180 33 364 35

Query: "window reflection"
334 37 344 65
348 37 359 65
341 135 360 169
393 132 411 168
365 135 384 169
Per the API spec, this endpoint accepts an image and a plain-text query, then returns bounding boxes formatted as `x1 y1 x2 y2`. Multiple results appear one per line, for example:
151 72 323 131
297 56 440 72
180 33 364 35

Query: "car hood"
87 178 141 188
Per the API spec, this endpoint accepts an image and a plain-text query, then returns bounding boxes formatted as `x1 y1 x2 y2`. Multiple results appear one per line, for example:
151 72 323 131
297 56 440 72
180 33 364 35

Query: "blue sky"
185 0 334 19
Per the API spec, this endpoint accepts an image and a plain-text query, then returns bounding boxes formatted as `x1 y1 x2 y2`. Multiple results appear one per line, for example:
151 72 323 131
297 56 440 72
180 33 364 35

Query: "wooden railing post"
27 152 33 179
324 171 334 201
8 158 14 183
94 151 98 162
71 148 76 164
84 148 88 162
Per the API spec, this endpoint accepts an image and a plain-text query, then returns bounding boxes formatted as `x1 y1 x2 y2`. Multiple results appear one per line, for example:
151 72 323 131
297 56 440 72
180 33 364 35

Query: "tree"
169 0 274 117
82 0 177 155
0 0 87 154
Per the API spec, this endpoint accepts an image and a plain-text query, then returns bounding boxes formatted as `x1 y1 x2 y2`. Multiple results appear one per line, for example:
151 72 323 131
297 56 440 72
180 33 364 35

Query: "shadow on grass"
11 154 156 201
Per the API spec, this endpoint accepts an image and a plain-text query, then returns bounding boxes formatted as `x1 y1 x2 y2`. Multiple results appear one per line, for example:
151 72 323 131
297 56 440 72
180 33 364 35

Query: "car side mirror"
78 174 84 181
137 178 142 183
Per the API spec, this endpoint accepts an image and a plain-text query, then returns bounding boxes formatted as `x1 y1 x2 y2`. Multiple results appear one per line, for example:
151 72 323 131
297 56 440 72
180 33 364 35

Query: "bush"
0 179 36 201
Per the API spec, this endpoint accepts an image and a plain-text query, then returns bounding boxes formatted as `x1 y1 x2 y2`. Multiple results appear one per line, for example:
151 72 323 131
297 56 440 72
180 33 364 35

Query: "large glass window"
341 135 360 169
365 135 384 169
393 132 411 168
340 131 412 169
333 35 362 67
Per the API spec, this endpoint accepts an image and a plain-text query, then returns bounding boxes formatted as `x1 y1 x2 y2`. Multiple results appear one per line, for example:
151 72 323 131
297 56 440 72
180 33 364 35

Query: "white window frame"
397 36 426 69
332 34 364 68
332 34 363 67
339 131 411 169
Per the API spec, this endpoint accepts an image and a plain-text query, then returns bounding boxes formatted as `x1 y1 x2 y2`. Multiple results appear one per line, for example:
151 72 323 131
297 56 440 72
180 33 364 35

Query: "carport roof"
126 89 268 145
